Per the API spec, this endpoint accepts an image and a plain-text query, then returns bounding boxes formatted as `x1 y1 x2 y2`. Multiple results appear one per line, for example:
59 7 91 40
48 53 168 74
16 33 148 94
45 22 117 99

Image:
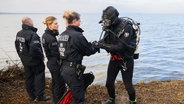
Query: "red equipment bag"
58 89 72 104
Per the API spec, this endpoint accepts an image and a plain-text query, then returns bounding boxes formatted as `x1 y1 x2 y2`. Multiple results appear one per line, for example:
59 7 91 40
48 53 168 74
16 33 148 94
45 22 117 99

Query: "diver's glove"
92 41 113 52
92 41 101 53
92 41 104 49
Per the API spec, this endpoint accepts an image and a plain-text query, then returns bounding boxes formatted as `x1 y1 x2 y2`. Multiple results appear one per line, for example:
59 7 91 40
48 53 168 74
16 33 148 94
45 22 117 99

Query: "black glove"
92 40 113 52
97 48 100 53
92 41 100 53
92 41 104 49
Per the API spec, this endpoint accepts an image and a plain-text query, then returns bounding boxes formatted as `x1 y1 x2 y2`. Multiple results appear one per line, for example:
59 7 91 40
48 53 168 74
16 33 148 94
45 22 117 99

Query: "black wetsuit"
42 28 66 104
100 18 136 101
15 24 45 100
58 26 97 104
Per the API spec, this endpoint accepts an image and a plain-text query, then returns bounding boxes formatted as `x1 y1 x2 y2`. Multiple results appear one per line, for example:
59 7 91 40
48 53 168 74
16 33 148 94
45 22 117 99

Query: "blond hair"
63 11 80 25
43 16 57 26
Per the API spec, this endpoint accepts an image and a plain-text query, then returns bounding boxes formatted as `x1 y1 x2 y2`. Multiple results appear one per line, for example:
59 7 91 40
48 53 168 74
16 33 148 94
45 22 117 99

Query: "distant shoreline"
0 12 61 15
1 12 184 15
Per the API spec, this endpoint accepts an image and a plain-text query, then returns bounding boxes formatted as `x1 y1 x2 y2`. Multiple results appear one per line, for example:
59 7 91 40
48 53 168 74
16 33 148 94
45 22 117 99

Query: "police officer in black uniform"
58 11 98 104
42 16 66 104
15 16 50 102
93 6 137 104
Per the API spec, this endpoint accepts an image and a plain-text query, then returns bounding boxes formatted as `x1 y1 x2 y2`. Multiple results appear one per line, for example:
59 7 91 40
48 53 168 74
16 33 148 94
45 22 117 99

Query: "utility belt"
62 60 79 68
62 60 86 79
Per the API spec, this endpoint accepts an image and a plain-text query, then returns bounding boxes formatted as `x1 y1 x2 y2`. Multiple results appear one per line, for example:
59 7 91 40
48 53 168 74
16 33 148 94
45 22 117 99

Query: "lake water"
0 13 184 84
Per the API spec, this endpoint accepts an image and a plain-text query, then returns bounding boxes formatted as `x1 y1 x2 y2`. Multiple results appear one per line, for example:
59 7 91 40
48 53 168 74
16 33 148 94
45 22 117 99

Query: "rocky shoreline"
0 65 184 104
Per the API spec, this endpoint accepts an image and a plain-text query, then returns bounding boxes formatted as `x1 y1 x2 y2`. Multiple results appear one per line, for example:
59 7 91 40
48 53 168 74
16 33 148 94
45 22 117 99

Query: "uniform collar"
45 28 59 36
67 25 84 33
22 24 37 32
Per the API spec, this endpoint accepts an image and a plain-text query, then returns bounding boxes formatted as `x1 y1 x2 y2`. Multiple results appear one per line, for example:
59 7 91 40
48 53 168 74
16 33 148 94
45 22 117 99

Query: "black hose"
103 28 135 49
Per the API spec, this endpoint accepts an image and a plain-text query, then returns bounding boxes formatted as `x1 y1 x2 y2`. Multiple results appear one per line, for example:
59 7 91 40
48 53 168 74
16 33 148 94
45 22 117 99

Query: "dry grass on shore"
0 66 184 104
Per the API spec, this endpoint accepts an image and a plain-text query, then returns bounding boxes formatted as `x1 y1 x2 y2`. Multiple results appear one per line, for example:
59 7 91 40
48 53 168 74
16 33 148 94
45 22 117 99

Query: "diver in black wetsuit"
93 6 137 104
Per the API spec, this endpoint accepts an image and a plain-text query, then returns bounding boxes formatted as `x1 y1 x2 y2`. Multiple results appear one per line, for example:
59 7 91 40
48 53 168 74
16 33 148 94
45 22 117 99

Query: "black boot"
33 95 51 102
102 97 115 104
129 99 137 104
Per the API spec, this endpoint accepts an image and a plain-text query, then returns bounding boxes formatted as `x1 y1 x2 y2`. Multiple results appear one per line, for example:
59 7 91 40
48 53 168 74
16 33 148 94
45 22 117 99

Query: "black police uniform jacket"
15 24 44 66
42 28 60 60
58 26 97 64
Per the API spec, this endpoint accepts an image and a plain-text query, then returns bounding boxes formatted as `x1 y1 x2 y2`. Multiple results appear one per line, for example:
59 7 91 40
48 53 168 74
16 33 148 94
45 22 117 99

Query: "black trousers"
61 66 94 104
106 57 136 101
24 61 45 100
47 58 66 104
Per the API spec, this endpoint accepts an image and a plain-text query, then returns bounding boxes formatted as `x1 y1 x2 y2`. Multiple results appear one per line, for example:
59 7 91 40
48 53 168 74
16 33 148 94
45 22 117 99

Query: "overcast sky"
0 0 184 14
